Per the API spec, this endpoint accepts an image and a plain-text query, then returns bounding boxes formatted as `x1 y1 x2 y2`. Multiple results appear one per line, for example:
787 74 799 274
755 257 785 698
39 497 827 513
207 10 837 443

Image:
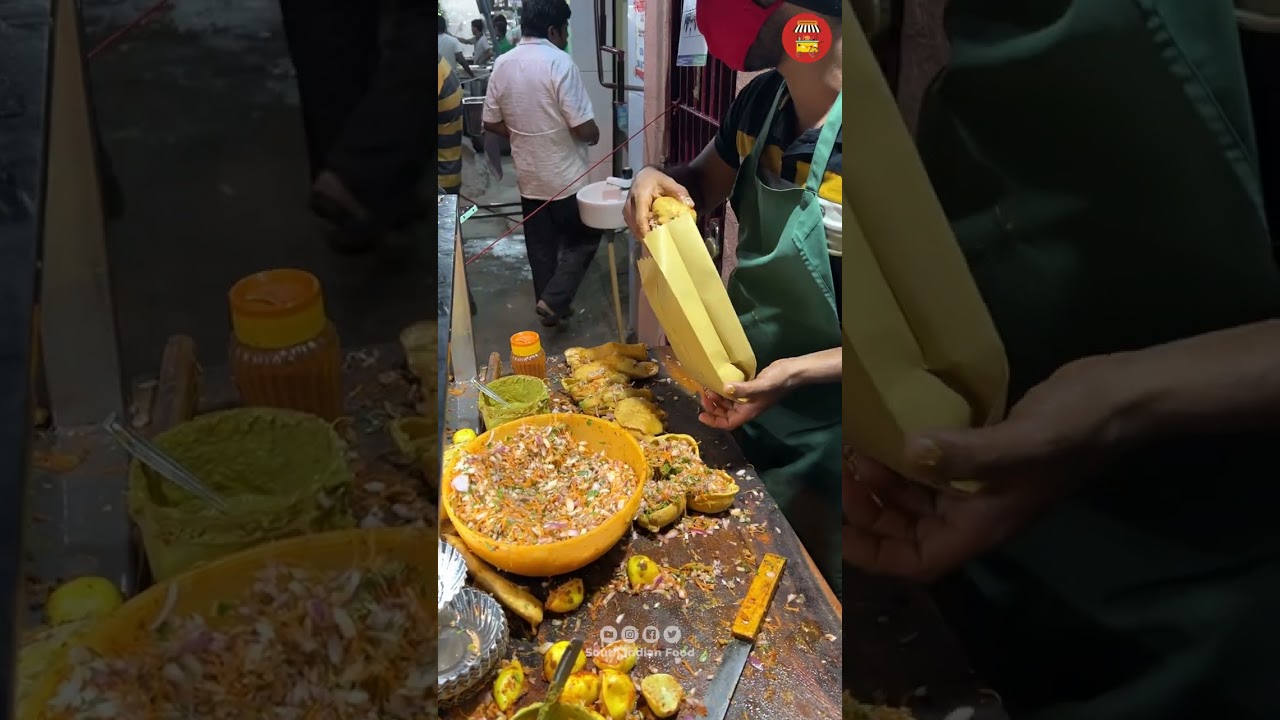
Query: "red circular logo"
782 13 832 63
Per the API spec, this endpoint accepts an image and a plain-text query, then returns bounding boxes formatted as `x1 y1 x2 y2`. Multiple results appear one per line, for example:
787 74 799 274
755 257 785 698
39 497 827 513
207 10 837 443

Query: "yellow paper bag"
659 215 756 379
841 14 1009 491
638 216 756 395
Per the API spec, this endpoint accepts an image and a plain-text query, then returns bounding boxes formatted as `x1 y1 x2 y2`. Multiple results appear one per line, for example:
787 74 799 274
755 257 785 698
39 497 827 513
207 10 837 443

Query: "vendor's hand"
624 166 694 241
843 454 1064 583
843 355 1139 581
698 358 802 431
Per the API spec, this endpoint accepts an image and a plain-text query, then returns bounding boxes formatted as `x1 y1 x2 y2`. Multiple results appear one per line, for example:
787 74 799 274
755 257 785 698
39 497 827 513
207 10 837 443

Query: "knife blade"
537 637 583 720
702 553 786 720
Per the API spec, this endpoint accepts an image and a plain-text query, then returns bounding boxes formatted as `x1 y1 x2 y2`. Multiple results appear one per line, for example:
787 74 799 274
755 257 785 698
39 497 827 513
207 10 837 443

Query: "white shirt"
438 33 464 74
473 35 491 62
483 38 595 200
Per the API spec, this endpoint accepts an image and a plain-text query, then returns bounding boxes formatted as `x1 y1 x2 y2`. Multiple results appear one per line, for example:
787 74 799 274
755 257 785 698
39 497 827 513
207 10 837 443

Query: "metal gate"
665 5 735 267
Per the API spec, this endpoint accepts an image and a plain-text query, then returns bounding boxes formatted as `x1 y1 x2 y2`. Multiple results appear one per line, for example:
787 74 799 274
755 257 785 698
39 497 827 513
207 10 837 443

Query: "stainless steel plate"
439 587 509 706
439 538 467 610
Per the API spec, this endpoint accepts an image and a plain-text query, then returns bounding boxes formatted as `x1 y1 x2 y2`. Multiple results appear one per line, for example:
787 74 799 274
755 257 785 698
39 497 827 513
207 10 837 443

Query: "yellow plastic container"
23 527 432 720
510 331 547 378
127 408 353 582
478 375 550 430
442 414 646 577
228 269 343 420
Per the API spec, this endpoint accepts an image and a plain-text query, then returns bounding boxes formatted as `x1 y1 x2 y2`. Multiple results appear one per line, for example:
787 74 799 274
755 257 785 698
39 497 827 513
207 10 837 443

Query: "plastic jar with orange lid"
510 331 547 379
228 269 343 420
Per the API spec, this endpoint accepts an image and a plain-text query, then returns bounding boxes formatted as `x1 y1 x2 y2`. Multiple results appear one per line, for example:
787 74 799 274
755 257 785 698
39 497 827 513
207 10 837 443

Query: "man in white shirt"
437 15 475 79
482 0 602 327
470 19 493 64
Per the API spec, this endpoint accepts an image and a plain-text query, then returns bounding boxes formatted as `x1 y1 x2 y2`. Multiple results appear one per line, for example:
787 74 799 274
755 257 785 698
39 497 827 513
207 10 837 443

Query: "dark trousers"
520 196 602 315
277 0 431 219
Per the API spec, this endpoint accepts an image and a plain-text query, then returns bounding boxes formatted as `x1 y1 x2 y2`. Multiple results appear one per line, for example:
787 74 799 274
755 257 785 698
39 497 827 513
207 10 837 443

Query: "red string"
87 0 174 60
462 101 679 266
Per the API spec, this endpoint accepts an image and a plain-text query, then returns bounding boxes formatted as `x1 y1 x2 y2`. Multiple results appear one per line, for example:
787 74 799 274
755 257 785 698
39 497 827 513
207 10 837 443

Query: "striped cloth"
713 70 843 206
438 54 463 193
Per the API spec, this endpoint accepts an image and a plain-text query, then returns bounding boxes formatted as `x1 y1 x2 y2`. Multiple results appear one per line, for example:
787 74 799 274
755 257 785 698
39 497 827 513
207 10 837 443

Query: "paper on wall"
676 0 707 67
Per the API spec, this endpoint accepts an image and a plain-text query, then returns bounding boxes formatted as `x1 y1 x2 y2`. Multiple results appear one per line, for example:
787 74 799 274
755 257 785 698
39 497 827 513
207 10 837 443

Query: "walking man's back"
482 0 602 328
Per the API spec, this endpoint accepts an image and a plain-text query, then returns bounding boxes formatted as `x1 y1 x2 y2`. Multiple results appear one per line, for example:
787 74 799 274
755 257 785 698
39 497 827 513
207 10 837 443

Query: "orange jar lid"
229 269 327 349
510 331 543 358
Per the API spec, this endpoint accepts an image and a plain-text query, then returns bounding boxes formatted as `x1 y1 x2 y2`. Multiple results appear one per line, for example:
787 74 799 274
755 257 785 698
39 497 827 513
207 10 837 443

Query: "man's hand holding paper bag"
633 197 843 431
843 351 1170 582
636 212 757 398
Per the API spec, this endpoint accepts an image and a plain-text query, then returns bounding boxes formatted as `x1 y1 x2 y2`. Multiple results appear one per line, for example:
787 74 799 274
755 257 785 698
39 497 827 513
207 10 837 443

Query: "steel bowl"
439 587 509 706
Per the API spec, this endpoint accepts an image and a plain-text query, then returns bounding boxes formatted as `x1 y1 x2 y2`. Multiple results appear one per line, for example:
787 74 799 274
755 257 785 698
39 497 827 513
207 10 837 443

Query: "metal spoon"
103 413 231 513
537 638 584 720
470 378 511 407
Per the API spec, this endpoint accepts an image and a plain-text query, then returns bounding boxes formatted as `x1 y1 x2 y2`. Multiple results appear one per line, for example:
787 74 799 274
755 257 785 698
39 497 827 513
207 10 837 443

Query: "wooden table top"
443 347 843 718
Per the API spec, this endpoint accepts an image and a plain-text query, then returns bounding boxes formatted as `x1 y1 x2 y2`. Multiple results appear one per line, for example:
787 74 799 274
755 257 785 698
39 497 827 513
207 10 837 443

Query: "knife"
702 553 786 720
537 637 584 720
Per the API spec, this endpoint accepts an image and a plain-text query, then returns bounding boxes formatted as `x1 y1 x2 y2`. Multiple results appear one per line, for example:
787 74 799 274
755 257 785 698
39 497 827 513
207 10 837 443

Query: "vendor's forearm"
1118 319 1280 441
793 347 841 386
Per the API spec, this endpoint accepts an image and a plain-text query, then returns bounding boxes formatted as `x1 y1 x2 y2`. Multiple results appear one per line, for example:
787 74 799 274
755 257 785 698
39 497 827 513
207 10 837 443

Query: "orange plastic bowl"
442 413 646 577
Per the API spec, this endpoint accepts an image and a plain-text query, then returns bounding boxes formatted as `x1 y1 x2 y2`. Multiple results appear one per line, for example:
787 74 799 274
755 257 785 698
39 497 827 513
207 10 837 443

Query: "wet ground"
85 0 433 378
458 156 631 365
84 0 626 380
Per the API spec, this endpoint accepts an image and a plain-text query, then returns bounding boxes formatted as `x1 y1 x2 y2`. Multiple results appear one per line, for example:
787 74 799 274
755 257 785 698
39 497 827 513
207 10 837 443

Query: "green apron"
726 85 843 596
914 1 1280 717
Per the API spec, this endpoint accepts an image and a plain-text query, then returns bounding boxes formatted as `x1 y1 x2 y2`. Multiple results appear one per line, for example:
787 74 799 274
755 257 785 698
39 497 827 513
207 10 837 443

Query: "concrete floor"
459 152 632 365
85 2 434 380
84 0 628 381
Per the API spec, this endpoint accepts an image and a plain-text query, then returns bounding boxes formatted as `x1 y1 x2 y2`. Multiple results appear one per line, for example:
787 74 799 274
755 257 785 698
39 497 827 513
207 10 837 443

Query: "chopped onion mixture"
639 435 732 494
641 469 686 513
47 562 434 720
449 422 637 544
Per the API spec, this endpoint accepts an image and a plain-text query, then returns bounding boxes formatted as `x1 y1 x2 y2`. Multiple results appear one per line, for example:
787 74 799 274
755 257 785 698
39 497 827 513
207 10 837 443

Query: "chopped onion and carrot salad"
448 422 638 544
639 435 733 494
46 562 433 720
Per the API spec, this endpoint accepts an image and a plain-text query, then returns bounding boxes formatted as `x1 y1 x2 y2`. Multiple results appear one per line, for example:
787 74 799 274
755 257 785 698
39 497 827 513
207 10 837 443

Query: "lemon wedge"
452 428 478 444
46 576 123 626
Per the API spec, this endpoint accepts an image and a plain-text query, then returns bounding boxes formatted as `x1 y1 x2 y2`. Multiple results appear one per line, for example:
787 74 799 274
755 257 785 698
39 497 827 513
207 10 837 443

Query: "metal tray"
439 587 509 706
